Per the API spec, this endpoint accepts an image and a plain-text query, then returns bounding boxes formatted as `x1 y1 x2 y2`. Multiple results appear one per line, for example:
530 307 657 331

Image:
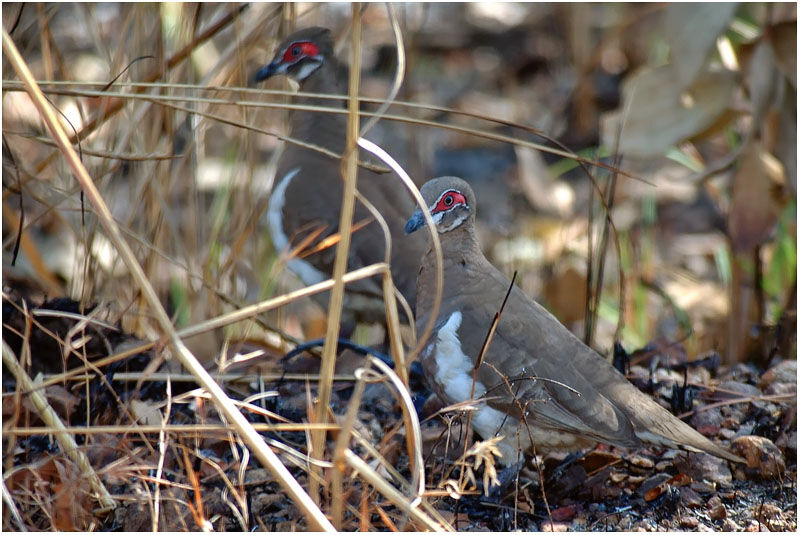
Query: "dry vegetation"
2 3 796 531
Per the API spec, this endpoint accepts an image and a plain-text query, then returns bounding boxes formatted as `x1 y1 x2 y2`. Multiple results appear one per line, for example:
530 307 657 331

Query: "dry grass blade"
309 5 363 506
2 80 637 179
7 423 338 436
2 340 116 511
357 137 444 360
344 450 452 532
28 262 388 392
2 28 334 532
1 481 27 532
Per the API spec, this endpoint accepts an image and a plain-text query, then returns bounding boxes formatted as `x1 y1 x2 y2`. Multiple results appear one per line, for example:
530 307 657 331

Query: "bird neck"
417 224 484 321
287 59 349 153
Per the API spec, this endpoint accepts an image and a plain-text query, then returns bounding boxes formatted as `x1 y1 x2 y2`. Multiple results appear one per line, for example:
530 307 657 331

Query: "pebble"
637 473 671 498
716 380 762 399
721 518 741 531
706 495 727 520
759 360 797 387
745 519 761 531
775 430 797 456
718 428 736 440
244 468 272 485
541 521 570 532
757 503 787 530
628 454 654 469
608 471 627 483
690 481 716 494
655 460 671 472
676 452 732 487
731 435 786 479
679 515 699 529
549 505 579 522
691 407 724 436
764 381 796 395
679 487 703 508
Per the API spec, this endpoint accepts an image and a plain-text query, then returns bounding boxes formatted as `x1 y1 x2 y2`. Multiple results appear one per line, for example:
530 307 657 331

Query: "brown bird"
405 176 744 465
254 27 425 326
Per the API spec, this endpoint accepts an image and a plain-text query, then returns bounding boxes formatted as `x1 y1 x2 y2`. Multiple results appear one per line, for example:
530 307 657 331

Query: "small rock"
721 518 741 531
745 519 761 531
718 428 736 440
680 488 703 508
655 460 671 472
244 468 272 485
764 381 796 396
759 360 797 387
550 504 579 522
714 380 762 399
631 519 656 531
731 436 786 479
679 515 699 529
541 521 570 532
706 495 726 520
691 407 724 437
608 471 627 483
690 481 716 494
675 452 732 487
251 492 281 514
757 503 787 530
628 454 654 469
637 473 671 498
775 430 797 456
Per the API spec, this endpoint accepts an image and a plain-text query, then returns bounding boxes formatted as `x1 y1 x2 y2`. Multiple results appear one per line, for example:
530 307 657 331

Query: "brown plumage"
255 27 425 324
405 176 744 465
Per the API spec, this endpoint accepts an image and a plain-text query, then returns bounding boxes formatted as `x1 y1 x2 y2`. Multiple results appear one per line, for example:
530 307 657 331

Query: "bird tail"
630 398 745 463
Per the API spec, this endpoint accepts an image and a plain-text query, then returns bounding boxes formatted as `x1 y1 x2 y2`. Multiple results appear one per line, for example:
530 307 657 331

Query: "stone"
731 435 786 480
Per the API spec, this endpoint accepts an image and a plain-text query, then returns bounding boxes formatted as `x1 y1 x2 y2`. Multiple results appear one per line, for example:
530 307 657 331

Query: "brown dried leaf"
748 39 781 126
602 66 736 157
769 21 797 88
728 141 786 251
663 3 740 90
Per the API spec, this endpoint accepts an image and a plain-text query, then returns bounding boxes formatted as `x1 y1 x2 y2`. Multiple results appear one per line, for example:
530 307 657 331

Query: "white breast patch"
267 167 326 286
433 311 514 449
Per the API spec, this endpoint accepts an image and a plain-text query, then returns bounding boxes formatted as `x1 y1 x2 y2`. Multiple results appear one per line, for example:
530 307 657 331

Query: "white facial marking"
268 167 326 285
293 58 323 81
437 212 469 233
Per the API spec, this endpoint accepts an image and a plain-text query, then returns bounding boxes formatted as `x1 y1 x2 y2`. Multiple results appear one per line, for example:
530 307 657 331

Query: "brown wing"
448 262 641 449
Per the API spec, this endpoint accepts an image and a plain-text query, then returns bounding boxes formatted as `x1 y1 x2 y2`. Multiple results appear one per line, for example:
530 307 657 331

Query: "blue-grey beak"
404 210 425 234
252 60 282 83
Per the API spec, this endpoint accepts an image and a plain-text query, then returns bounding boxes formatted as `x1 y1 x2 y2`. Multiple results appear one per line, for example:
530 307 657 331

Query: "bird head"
253 27 332 84
405 176 476 235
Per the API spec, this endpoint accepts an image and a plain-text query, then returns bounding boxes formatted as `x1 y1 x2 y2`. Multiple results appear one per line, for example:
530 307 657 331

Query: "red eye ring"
433 190 466 213
281 41 320 64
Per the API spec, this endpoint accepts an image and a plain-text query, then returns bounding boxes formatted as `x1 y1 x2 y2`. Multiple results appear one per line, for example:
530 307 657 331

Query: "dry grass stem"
2 28 334 531
309 5 363 506
2 340 116 510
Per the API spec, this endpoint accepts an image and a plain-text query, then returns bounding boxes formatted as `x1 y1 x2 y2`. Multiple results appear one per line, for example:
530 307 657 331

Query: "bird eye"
291 46 301 56
444 194 453 206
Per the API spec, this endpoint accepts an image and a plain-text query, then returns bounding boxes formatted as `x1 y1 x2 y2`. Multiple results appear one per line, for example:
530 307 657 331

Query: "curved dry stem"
359 3 404 137
2 28 334 532
5 81 637 180
357 137 443 361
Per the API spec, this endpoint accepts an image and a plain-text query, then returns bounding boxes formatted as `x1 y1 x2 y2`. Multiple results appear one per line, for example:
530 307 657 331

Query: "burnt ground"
2 296 795 531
